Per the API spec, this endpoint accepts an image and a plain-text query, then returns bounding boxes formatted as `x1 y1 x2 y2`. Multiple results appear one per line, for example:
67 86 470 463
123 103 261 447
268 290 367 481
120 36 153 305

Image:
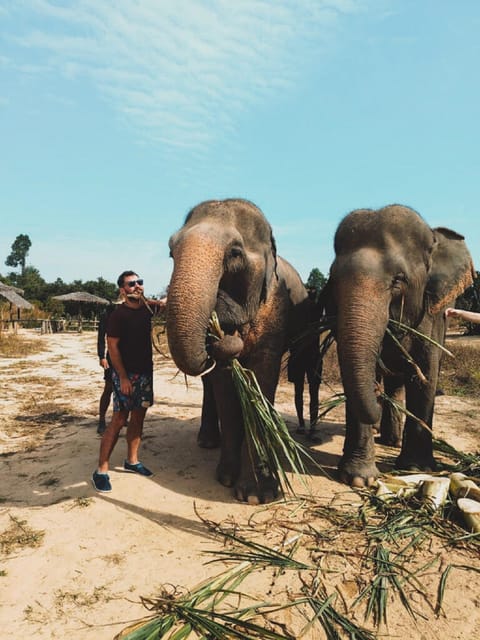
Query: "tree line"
1 234 118 316
2 233 479 333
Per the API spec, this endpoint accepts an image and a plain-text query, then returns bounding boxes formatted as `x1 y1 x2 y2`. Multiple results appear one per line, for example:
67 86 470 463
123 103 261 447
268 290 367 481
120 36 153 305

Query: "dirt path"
0 329 479 639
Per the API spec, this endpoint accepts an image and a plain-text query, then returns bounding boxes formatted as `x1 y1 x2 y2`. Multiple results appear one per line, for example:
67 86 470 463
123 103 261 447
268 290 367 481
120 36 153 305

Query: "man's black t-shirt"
106 304 153 374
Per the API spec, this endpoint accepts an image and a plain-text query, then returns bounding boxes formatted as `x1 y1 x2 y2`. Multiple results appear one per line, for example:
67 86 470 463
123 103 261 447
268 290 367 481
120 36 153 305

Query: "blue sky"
1 0 479 297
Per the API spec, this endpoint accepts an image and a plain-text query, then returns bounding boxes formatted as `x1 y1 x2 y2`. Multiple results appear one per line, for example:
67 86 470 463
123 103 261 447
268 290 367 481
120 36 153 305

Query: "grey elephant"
166 198 309 503
327 204 474 487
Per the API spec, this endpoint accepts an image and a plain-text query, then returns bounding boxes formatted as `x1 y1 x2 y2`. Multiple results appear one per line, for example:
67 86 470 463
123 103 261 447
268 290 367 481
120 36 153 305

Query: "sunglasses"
124 279 144 288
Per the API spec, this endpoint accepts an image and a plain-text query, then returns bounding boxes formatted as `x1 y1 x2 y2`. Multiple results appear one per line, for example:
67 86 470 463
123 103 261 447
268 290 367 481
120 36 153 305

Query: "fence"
1 318 100 334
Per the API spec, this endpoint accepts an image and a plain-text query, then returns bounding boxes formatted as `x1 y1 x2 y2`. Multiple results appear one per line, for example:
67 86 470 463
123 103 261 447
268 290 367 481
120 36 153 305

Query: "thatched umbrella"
52 292 111 305
52 291 111 331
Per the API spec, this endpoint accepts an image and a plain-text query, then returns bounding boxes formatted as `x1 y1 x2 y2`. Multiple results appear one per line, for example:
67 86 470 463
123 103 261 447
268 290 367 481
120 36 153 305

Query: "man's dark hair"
117 270 137 288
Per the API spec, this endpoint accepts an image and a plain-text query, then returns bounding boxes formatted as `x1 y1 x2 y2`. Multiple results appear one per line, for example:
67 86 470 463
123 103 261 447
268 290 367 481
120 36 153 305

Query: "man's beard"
126 292 142 300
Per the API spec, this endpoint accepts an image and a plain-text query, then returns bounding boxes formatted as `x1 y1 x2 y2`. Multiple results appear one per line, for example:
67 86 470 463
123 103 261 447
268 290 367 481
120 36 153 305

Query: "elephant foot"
234 481 280 505
338 457 379 488
307 428 322 443
197 435 220 449
234 467 280 505
216 467 235 488
395 454 437 473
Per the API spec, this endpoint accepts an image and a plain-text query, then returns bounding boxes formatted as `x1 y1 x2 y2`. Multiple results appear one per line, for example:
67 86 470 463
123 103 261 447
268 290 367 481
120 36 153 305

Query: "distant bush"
281 337 480 399
439 341 480 396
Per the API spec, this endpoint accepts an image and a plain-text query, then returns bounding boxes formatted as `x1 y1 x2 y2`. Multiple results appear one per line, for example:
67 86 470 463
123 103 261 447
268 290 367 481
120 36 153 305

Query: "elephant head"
330 204 475 428
167 199 278 377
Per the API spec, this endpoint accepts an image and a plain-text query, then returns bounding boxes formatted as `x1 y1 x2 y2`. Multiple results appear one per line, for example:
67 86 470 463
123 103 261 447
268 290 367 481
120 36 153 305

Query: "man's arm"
143 297 167 312
446 308 480 324
97 315 107 360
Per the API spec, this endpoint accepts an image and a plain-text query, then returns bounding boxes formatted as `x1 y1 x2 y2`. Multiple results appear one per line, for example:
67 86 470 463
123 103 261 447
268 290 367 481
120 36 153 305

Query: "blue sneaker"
92 471 112 492
123 460 153 477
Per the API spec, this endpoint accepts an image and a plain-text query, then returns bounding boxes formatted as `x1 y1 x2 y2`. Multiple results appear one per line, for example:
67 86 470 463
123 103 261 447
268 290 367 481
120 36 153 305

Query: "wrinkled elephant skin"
167 199 309 503
328 204 475 487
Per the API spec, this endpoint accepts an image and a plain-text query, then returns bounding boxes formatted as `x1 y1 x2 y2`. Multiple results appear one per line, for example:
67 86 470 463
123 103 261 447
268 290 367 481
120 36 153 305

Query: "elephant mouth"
206 323 245 366
218 286 248 313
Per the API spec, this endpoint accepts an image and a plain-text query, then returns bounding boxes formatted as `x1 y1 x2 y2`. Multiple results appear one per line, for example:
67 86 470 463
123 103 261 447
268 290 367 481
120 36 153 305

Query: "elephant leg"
338 401 379 487
233 354 282 504
210 367 243 488
307 363 321 436
197 376 221 449
293 377 306 433
212 369 278 504
378 375 404 447
210 365 279 504
395 377 436 471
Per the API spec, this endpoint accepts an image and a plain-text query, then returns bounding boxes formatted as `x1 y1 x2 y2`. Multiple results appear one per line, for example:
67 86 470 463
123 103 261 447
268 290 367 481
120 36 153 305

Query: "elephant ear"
260 230 278 302
426 227 475 314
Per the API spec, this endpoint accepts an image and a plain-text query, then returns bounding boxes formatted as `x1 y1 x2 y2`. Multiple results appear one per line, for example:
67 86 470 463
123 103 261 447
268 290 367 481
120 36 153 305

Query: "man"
287 287 323 439
92 271 166 492
96 303 115 435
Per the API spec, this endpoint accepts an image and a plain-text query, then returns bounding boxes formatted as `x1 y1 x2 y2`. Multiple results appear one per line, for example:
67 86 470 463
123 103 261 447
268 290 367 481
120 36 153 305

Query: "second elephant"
327 204 474 487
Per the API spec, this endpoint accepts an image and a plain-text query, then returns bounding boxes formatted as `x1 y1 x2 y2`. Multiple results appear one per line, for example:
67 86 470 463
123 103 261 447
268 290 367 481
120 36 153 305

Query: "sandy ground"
0 329 479 639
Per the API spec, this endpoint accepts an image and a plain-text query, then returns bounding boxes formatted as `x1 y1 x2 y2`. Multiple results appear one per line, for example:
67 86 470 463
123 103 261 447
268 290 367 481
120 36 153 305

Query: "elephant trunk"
335 275 389 425
167 235 224 377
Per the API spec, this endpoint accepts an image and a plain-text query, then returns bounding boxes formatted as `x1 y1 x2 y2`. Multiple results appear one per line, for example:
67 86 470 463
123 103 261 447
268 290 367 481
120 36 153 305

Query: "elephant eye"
392 273 408 289
229 246 243 259
224 245 245 274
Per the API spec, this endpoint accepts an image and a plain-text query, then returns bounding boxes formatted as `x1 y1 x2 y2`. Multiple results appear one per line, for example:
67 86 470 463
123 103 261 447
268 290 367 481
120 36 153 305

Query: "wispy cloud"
6 0 366 150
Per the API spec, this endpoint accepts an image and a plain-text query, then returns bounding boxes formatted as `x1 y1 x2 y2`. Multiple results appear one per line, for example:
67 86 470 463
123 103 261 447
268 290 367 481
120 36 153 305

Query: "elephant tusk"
200 359 217 377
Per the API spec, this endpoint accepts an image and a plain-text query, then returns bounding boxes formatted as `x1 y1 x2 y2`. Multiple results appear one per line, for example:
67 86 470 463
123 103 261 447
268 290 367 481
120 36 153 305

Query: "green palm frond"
203 531 312 571
299 588 377 640
352 543 419 626
116 543 300 640
209 312 323 497
432 438 480 473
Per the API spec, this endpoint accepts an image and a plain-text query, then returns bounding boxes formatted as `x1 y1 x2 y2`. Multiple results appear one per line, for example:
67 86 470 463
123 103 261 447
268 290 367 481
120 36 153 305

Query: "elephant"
327 204 475 487
166 198 309 503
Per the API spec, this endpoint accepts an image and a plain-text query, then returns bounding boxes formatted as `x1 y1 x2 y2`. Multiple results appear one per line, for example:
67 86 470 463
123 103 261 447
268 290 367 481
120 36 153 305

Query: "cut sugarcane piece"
381 473 432 488
449 472 480 502
375 480 395 500
457 497 480 533
376 476 422 499
455 485 480 503
380 475 412 487
393 473 436 484
420 477 451 509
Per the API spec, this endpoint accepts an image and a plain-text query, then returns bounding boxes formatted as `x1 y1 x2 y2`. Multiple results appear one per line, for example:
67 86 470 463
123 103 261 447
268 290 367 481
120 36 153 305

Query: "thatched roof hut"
51 291 111 331
0 282 33 310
